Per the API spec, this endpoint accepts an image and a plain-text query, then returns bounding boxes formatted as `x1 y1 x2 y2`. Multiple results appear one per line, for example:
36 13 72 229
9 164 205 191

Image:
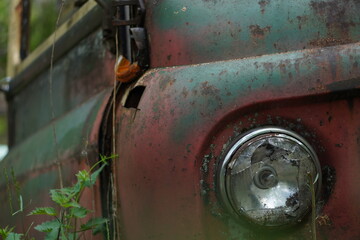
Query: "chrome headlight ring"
217 127 322 227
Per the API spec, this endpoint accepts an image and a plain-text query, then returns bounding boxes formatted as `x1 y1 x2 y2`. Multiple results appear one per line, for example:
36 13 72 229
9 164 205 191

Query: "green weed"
0 154 115 240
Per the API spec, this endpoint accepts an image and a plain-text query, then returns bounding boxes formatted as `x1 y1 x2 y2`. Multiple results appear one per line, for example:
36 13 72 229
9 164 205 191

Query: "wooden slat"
8 1 103 96
6 0 22 77
13 0 98 75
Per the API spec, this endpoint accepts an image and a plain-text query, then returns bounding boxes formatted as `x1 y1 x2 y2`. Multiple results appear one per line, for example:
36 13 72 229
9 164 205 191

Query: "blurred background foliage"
29 0 58 52
0 0 64 153
29 0 81 52
0 0 82 151
1 0 84 77
0 0 9 149
0 0 9 79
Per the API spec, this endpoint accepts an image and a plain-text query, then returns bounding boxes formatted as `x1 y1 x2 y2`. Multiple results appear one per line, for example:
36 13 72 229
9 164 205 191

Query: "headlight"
218 127 321 227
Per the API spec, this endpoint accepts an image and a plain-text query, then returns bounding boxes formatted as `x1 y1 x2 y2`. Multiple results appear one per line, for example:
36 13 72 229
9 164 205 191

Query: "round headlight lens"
218 127 321 227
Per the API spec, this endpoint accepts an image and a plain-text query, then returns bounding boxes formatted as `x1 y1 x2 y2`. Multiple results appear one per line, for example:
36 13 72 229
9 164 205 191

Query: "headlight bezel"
217 126 322 227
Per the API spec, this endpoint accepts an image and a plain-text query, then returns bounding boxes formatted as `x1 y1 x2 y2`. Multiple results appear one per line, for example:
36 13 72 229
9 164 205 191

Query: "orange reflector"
114 55 141 83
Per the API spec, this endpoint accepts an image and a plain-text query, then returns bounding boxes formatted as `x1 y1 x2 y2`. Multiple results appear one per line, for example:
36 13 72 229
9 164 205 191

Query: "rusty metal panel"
114 42 360 239
7 29 115 146
146 0 360 67
0 90 110 238
2 0 360 239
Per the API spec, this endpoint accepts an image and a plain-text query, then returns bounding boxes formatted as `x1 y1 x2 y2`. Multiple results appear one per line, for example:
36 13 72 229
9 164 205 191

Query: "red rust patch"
258 0 270 14
310 0 358 39
309 37 353 47
249 25 271 39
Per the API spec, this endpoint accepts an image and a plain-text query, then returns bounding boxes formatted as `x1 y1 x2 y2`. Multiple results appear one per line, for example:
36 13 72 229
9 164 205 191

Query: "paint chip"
174 6 187 14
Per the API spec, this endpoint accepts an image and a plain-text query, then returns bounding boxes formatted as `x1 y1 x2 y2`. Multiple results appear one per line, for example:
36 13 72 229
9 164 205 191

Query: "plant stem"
49 0 66 190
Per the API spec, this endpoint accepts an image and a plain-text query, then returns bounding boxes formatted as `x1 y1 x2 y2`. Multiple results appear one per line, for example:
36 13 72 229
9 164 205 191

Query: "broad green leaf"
92 221 106 236
80 218 108 232
72 181 82 195
61 201 81 208
34 220 61 233
50 189 80 208
58 186 75 196
88 164 107 187
44 226 60 240
69 207 89 218
50 189 69 205
5 232 23 240
28 207 57 216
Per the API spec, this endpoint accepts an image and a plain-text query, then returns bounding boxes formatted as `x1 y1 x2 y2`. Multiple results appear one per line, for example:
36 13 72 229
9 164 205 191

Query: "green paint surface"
143 43 360 143
0 90 107 180
149 0 360 66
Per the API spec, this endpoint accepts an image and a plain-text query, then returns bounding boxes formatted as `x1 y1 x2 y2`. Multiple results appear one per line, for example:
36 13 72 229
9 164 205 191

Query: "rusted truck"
1 0 359 239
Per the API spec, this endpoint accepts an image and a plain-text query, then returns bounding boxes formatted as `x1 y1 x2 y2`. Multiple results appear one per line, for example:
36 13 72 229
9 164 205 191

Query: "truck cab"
1 0 359 239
